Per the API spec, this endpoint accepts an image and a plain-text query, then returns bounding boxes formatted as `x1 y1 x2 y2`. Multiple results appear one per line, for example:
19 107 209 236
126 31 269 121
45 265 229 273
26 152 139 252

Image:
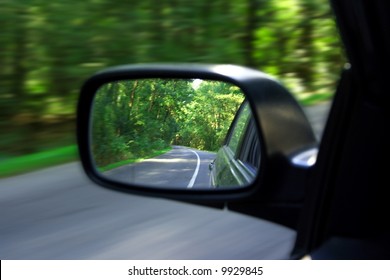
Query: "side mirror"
77 64 317 203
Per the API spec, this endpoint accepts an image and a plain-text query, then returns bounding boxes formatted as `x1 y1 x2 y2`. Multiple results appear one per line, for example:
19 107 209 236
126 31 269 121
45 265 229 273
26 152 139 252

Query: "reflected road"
104 146 215 189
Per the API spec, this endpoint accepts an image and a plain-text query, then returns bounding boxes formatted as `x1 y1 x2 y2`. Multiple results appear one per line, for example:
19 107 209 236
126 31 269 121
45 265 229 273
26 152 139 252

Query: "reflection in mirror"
91 79 259 190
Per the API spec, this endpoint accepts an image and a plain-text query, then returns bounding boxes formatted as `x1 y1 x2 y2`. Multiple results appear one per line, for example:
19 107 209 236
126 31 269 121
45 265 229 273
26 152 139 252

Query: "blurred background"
0 0 344 177
0 0 346 260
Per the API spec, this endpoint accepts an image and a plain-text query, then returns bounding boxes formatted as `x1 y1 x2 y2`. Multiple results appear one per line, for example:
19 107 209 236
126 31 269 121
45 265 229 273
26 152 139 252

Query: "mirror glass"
90 79 260 190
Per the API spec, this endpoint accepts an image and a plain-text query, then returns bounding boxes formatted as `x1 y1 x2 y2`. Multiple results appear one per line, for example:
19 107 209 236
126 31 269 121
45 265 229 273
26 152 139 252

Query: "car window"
226 102 251 155
238 119 261 170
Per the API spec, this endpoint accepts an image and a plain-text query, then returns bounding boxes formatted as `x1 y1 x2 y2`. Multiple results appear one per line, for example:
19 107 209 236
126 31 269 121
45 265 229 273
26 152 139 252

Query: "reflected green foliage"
92 79 244 167
0 0 344 172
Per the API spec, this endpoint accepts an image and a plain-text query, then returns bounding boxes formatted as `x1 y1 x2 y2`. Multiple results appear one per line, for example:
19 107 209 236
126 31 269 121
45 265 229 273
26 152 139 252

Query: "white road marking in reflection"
186 149 201 189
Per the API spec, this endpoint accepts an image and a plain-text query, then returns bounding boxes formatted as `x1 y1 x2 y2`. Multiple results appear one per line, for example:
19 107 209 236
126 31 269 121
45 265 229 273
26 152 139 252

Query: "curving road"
104 146 216 189
0 104 328 259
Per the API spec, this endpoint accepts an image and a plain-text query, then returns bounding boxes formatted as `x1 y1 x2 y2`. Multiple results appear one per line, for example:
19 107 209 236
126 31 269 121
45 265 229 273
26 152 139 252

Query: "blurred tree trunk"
149 0 165 61
243 0 261 67
11 8 28 106
296 0 317 92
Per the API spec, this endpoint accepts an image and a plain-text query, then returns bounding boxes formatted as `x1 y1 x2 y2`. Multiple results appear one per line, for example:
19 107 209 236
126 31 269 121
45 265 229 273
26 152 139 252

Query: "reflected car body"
209 101 260 188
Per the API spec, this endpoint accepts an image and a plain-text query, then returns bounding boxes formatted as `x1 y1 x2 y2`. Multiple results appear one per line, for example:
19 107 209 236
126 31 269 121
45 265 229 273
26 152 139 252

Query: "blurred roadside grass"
0 145 78 178
299 92 333 106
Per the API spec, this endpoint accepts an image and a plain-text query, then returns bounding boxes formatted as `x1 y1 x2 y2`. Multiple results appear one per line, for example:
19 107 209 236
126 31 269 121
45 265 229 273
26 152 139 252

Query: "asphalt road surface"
304 102 331 140
0 162 295 259
0 103 328 259
104 146 216 189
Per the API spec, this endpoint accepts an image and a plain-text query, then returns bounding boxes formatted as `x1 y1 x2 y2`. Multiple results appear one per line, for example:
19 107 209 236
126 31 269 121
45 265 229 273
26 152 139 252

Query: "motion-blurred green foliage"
0 0 344 162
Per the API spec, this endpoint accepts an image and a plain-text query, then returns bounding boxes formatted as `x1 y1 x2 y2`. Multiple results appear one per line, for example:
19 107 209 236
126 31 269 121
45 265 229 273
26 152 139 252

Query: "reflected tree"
91 79 244 167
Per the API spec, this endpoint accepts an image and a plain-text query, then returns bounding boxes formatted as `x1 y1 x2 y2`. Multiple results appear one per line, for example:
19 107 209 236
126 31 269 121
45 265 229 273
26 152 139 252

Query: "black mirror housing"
77 64 317 204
